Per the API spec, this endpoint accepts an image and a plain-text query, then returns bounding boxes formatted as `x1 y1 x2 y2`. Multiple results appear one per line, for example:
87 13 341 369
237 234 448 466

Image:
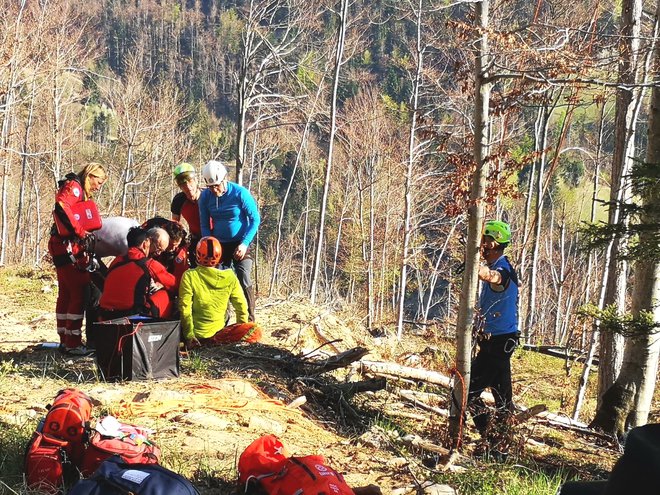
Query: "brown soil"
0 268 623 494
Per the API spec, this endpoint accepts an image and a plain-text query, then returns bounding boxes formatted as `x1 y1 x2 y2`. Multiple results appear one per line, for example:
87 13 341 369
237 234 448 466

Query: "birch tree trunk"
597 0 643 402
590 1 660 435
448 0 491 447
310 0 348 303
395 0 425 340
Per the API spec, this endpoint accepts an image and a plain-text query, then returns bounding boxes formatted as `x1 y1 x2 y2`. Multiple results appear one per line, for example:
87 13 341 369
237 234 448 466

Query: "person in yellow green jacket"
179 236 261 349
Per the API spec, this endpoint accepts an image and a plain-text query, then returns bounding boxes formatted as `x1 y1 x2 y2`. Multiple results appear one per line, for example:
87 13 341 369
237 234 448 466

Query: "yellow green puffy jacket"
179 265 248 341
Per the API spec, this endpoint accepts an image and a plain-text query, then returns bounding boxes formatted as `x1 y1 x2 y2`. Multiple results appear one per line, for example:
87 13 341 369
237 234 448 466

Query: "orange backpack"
24 389 93 493
238 435 355 495
42 388 93 463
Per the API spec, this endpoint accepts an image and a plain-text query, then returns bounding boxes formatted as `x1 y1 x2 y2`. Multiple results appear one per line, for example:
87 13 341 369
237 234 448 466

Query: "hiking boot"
64 345 95 357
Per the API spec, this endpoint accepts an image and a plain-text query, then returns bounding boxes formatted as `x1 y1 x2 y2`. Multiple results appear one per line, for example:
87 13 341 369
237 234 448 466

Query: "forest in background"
0 0 658 440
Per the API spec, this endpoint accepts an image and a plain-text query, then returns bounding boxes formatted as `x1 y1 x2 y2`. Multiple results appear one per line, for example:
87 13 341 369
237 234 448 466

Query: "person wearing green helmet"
467 219 519 459
171 162 203 266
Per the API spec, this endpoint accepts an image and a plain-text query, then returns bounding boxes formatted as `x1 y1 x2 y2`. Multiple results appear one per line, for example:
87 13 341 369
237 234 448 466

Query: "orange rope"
117 322 142 353
112 382 303 419
449 367 467 450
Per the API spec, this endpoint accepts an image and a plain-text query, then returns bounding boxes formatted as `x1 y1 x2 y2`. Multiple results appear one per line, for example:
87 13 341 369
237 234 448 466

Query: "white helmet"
202 160 228 185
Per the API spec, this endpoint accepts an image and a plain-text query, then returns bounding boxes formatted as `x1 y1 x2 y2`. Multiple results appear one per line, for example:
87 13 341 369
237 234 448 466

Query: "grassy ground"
0 266 643 495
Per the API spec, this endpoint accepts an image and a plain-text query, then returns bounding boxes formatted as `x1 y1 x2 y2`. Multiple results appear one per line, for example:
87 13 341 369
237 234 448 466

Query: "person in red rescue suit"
98 227 177 319
141 217 189 290
48 163 107 355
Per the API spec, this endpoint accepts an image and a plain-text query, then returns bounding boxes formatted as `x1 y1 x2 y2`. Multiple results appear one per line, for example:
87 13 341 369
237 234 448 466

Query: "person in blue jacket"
467 220 520 457
199 160 260 321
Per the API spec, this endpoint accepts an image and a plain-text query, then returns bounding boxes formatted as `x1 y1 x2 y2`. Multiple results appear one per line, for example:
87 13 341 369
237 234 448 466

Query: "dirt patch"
0 268 626 494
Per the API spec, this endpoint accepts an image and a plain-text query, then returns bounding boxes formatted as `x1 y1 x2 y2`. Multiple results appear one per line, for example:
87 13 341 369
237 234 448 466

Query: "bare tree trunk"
310 0 348 303
448 0 491 448
330 175 351 294
299 167 312 293
270 83 324 296
396 0 424 340
553 210 567 343
591 1 660 435
367 156 376 330
597 0 644 403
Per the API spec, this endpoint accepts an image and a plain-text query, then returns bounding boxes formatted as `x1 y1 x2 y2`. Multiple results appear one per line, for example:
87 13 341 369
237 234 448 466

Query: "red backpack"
24 432 70 494
24 388 93 493
238 435 355 495
79 418 161 476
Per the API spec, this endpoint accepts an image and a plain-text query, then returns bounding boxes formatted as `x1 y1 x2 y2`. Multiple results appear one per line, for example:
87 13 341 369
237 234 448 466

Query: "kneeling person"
99 227 177 319
179 236 260 349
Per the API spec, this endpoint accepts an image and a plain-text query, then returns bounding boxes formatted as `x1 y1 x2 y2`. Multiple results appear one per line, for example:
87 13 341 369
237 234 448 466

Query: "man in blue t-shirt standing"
468 220 519 455
199 160 261 321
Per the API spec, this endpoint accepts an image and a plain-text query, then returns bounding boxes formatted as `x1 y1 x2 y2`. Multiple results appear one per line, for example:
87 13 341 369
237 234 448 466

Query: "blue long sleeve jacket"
199 182 260 246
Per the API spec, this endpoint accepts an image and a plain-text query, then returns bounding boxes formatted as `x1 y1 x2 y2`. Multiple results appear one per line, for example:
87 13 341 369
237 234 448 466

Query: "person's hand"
478 264 490 281
233 243 247 261
185 337 201 349
79 232 96 252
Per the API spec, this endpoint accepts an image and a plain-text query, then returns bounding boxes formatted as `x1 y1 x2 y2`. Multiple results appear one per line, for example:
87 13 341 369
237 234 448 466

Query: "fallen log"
304 347 370 374
356 360 453 387
396 390 449 417
514 404 547 423
356 360 496 404
401 434 451 456
335 378 387 396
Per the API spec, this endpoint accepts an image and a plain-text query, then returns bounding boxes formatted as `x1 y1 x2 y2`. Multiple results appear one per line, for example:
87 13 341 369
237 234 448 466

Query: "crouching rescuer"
98 227 177 319
179 236 261 349
467 220 520 457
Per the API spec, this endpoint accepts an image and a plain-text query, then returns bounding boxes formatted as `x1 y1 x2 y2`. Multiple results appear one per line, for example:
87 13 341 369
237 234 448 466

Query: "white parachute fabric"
94 217 139 258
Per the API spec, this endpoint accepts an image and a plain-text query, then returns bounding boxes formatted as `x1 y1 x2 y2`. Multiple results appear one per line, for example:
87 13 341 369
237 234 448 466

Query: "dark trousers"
467 332 518 434
220 241 255 322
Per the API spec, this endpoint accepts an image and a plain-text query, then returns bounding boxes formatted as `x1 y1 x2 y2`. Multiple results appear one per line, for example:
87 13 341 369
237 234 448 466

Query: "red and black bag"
79 419 161 477
24 432 70 494
239 435 355 495
42 388 93 464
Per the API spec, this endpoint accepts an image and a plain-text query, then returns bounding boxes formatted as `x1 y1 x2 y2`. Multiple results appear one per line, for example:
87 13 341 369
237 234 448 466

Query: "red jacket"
49 175 88 257
154 246 189 291
99 248 176 313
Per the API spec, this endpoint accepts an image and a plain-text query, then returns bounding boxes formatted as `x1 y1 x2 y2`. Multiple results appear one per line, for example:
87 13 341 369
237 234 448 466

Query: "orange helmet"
196 236 222 267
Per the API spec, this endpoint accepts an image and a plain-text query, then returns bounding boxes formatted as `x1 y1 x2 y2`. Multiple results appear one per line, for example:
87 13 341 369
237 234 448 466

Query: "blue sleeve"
199 190 211 238
239 187 260 246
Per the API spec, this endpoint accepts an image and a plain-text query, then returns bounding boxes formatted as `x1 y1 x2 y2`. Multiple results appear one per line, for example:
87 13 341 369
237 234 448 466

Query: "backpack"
238 435 355 495
42 389 93 463
24 389 93 493
79 419 161 477
24 432 71 494
68 455 199 495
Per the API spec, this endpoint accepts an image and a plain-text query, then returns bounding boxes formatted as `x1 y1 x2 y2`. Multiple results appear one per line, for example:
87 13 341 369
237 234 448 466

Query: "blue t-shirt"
199 182 260 246
478 255 519 336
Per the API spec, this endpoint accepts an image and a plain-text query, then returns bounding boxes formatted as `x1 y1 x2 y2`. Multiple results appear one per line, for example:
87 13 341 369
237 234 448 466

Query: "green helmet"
483 220 511 245
173 162 195 184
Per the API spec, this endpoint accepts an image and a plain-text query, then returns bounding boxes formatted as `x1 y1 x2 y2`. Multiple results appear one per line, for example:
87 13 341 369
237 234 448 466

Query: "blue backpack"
68 455 199 495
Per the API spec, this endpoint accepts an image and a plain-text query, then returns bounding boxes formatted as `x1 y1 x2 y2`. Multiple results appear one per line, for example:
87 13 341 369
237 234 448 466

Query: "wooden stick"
396 390 449 417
